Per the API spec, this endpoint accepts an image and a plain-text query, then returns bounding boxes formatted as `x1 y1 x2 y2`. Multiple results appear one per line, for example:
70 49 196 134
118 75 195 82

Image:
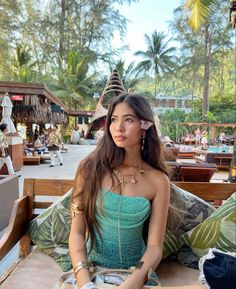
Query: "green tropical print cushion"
162 184 215 259
181 192 236 257
28 189 72 271
163 229 182 258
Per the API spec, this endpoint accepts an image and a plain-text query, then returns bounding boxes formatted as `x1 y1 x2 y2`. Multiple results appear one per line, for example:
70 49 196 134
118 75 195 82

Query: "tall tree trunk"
59 0 66 69
202 24 211 117
154 73 157 96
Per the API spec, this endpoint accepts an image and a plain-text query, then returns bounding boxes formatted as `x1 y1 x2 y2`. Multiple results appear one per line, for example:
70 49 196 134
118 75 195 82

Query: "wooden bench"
177 151 197 159
23 156 41 165
1 179 235 289
214 155 232 169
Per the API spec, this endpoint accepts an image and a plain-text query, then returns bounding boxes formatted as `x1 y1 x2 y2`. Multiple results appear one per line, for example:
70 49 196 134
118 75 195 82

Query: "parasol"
1 92 17 133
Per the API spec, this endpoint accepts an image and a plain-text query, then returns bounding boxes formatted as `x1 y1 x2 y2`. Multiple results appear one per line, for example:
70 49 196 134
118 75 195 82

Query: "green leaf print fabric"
163 184 215 258
181 192 236 257
28 189 72 271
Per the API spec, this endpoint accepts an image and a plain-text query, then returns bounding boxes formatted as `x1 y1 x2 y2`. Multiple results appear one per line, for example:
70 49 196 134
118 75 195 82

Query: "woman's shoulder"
143 164 170 195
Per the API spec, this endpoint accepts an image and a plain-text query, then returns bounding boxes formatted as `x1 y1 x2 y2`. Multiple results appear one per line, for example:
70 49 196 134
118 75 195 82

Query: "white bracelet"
80 282 97 289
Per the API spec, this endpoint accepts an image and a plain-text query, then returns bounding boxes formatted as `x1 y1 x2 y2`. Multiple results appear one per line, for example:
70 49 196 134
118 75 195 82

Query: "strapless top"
88 190 151 269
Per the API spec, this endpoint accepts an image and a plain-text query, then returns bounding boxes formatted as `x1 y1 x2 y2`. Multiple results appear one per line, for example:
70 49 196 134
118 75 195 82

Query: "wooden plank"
175 182 236 201
0 196 29 259
34 201 54 209
30 178 74 196
20 179 35 257
23 156 40 165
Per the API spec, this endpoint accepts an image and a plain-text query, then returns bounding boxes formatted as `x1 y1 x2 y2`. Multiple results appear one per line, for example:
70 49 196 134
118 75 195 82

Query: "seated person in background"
34 136 47 154
23 140 34 156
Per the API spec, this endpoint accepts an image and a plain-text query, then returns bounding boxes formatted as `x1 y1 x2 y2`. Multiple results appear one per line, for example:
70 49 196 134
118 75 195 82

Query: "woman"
0 123 15 175
69 93 170 289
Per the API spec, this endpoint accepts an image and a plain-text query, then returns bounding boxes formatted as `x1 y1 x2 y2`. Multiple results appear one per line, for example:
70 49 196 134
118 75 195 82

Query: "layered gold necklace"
113 167 144 188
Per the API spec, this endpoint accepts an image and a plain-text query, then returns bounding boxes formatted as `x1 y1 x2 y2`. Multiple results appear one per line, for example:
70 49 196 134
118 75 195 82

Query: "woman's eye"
125 118 133 122
110 117 116 122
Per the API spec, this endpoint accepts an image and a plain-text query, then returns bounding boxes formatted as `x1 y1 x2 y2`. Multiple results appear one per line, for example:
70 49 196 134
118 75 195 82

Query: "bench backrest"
1 179 235 260
23 178 236 214
23 178 74 218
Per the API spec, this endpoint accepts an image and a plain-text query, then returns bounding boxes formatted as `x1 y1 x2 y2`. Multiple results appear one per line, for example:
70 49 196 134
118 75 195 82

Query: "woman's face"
109 102 143 149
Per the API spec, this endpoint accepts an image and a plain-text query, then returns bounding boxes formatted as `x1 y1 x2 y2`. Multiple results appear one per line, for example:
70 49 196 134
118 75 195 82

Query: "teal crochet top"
88 190 151 269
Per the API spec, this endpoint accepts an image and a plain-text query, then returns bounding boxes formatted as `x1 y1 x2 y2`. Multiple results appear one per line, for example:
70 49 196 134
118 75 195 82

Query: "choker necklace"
113 167 144 187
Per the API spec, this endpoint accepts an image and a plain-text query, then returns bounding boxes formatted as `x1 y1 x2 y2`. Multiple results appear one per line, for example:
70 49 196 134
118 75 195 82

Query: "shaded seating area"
167 161 217 182
194 152 232 169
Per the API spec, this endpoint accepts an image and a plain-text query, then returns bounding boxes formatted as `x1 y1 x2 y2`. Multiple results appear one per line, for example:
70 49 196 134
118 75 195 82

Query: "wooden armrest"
0 196 30 259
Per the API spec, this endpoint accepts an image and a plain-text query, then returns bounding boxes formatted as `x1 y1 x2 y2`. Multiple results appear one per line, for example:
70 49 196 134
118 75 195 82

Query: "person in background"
69 93 170 289
201 131 209 150
34 126 39 141
71 125 81 144
34 136 47 154
194 128 201 147
0 123 17 175
219 132 226 145
47 124 63 167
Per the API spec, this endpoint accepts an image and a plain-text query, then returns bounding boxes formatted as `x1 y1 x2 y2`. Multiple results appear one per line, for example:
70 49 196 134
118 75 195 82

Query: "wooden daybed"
1 179 235 289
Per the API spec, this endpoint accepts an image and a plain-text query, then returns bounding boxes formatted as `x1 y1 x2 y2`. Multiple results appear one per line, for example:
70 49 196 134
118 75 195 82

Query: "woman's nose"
116 121 124 131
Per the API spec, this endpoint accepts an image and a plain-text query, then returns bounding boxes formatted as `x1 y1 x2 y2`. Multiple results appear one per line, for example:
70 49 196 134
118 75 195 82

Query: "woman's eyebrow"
111 114 136 117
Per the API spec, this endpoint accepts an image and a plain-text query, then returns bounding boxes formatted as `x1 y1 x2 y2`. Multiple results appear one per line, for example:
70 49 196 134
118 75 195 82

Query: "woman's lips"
114 135 126 141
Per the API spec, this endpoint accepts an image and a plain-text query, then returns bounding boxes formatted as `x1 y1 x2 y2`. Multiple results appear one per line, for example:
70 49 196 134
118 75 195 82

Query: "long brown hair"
72 93 169 249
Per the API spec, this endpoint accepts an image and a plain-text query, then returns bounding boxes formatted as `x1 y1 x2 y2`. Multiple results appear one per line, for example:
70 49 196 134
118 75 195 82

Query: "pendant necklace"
113 167 144 190
113 166 145 266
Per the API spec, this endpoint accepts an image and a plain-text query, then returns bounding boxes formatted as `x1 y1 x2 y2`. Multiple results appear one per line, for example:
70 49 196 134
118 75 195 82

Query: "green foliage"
48 50 96 110
184 0 216 31
134 31 176 95
160 110 188 142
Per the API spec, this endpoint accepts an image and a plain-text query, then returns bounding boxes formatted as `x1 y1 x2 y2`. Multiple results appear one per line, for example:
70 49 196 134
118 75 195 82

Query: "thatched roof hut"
0 81 69 125
85 69 126 138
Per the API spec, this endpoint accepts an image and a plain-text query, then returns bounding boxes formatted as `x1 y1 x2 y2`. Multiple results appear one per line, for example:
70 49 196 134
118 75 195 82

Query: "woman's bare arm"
69 165 91 289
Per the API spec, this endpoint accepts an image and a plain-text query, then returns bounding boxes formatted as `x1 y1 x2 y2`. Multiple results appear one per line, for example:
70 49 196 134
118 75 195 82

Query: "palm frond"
184 0 216 31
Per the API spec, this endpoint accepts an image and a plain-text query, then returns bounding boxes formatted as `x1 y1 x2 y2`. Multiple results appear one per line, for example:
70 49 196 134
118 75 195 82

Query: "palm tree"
12 45 36 82
134 31 176 95
49 51 96 110
184 0 216 31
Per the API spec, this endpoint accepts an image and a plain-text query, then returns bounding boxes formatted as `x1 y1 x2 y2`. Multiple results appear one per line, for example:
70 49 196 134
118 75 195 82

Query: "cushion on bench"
1 248 200 289
1 248 62 289
182 192 236 257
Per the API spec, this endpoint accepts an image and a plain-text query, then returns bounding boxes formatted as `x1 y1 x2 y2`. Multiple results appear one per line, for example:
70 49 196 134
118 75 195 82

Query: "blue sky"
112 0 181 63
